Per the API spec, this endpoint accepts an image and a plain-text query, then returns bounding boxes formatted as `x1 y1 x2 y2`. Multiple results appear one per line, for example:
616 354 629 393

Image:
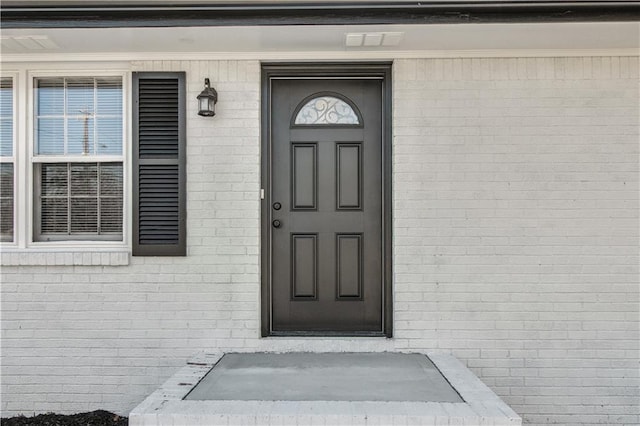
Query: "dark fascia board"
2 1 639 29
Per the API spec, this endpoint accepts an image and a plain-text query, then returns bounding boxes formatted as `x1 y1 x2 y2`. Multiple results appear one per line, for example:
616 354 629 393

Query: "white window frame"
28 70 130 249
0 72 18 245
0 67 131 255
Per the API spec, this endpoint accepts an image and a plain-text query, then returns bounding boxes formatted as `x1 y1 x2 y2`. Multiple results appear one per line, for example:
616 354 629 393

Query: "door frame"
260 62 393 337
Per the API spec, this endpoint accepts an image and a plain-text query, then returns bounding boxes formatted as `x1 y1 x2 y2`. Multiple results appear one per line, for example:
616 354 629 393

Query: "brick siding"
1 57 638 425
391 57 639 425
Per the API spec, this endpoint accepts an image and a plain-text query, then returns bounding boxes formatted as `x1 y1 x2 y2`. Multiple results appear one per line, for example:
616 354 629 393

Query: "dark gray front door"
269 78 383 333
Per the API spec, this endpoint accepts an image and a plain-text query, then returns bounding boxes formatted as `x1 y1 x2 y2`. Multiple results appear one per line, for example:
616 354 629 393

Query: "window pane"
41 198 68 234
0 78 13 157
67 117 94 155
99 163 123 234
37 162 122 240
100 198 123 234
97 77 122 155
66 78 95 116
35 76 123 157
40 163 70 235
99 163 123 196
36 78 65 155
0 163 14 241
70 163 97 196
70 198 97 233
0 120 12 156
36 117 64 155
97 78 122 116
0 79 12 116
97 117 122 155
36 78 64 116
41 163 68 196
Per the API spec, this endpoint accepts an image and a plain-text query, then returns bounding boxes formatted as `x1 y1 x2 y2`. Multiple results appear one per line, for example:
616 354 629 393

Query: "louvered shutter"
132 72 186 256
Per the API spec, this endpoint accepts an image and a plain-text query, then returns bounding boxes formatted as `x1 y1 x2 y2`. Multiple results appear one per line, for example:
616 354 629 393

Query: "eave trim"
2 1 639 29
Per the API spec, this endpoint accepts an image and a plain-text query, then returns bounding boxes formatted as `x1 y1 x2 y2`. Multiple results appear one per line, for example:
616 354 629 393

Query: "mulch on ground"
1 410 127 426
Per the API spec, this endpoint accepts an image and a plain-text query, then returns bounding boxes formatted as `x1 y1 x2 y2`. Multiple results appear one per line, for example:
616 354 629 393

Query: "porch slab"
185 352 462 403
129 352 522 426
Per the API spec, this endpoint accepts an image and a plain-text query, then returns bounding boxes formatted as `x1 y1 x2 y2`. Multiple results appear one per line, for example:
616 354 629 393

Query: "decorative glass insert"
294 96 360 125
35 77 123 156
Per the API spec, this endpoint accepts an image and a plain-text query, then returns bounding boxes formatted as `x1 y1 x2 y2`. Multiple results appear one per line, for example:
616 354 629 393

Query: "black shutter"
132 72 186 256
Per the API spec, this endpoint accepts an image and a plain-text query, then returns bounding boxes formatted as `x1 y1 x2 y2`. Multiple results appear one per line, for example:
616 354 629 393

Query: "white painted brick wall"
1 57 638 426
1 60 264 417
392 57 639 426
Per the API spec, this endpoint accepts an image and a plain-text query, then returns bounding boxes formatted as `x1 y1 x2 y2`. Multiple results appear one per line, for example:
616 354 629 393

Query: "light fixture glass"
197 78 217 117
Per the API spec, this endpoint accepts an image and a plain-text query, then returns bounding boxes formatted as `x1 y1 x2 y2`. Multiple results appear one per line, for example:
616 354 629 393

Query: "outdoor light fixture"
197 78 217 117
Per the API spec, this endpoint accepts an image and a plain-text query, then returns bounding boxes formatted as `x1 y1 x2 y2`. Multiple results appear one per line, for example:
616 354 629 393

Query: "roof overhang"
2 2 638 61
2 1 639 29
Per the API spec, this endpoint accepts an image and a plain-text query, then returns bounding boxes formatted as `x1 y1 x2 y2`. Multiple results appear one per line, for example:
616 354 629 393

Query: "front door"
262 65 391 336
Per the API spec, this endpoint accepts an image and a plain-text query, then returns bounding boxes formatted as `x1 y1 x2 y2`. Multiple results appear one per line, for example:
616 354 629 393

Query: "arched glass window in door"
292 93 362 126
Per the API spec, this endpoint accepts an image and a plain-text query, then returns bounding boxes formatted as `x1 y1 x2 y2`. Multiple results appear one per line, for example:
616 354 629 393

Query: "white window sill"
0 250 130 266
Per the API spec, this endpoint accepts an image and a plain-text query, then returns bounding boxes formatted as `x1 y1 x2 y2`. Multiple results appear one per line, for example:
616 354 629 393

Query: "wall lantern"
197 78 218 117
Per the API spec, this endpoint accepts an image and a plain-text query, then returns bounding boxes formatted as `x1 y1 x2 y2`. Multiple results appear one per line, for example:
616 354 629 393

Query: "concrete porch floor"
130 352 521 425
185 353 462 403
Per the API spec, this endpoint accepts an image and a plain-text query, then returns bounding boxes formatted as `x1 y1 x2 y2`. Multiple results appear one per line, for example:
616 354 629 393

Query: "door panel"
336 233 363 299
269 77 384 334
336 143 362 210
291 233 318 299
291 143 317 210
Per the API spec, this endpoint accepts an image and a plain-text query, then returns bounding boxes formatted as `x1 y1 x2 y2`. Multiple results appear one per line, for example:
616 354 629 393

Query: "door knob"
272 220 281 228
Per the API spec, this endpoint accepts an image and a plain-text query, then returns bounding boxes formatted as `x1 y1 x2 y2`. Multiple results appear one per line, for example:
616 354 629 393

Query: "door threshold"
268 331 388 338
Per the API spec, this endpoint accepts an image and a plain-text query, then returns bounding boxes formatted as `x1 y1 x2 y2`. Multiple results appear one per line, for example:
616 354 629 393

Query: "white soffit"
1 22 638 61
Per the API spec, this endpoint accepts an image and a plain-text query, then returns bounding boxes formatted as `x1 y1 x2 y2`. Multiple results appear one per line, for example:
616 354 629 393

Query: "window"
0 70 187 261
33 76 124 241
0 77 14 242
